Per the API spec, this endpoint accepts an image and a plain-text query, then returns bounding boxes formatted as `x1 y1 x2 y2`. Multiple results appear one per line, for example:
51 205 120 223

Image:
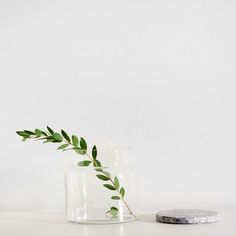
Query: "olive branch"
16 126 135 217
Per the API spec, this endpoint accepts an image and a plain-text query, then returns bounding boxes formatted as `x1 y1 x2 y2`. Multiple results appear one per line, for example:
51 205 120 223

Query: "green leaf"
57 143 69 150
74 148 86 155
103 184 116 191
110 207 119 216
41 131 48 136
114 177 119 189
120 187 125 198
96 174 109 181
80 137 87 150
111 196 120 200
93 160 101 167
111 206 118 211
92 145 97 159
103 171 111 178
77 160 92 167
61 130 70 142
16 131 24 137
95 168 103 172
43 139 52 143
16 131 30 138
62 148 74 151
72 135 79 147
47 126 54 135
35 129 42 137
23 130 35 135
38 135 53 143
52 132 63 142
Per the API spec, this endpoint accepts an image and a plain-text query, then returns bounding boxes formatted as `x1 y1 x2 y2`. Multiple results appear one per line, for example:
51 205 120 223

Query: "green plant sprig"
16 126 135 217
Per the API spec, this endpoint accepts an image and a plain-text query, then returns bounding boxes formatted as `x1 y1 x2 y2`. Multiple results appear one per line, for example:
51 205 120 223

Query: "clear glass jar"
65 147 136 224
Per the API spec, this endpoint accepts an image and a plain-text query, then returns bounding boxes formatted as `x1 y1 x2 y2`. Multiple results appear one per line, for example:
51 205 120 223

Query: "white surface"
0 210 235 236
0 0 236 212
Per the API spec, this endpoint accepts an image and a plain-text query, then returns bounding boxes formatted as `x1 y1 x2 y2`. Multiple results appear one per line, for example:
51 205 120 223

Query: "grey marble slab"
156 209 220 224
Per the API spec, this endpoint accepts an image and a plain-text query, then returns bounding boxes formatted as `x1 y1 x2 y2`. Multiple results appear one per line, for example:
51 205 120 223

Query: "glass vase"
65 147 136 224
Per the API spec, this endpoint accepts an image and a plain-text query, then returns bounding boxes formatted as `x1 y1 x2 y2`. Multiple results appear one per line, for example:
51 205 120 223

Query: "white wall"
0 0 236 212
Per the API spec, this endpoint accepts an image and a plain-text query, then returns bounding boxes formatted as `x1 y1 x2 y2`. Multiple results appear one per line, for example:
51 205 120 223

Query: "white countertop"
0 210 235 236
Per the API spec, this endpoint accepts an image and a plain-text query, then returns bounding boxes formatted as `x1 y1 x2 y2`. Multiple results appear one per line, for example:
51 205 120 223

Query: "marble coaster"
156 209 220 224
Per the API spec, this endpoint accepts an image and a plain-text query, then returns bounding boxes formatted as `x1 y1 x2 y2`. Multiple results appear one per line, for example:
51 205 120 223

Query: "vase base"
67 214 136 224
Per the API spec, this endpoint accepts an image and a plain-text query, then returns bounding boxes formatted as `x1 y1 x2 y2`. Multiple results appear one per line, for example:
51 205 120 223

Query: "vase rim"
96 146 131 150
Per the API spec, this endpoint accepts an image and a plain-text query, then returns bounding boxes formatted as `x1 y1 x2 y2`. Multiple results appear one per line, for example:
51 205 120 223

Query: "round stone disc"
156 209 220 224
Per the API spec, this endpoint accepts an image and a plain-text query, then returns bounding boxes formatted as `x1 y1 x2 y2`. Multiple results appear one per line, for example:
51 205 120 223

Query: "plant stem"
85 153 136 217
16 128 136 217
59 140 135 216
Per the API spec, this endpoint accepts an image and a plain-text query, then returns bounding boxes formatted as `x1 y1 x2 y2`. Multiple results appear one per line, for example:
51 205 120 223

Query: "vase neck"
96 147 128 166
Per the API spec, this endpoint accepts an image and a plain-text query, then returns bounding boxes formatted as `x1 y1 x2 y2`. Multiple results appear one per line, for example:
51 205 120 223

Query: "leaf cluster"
16 126 130 218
